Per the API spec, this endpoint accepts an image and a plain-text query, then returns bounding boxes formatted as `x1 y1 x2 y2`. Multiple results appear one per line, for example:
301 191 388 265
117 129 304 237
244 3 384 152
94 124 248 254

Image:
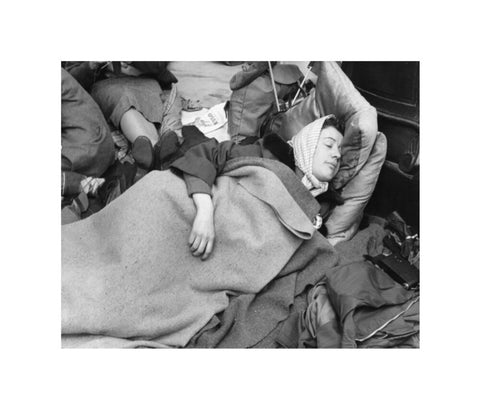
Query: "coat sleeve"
183 174 212 197
170 138 263 196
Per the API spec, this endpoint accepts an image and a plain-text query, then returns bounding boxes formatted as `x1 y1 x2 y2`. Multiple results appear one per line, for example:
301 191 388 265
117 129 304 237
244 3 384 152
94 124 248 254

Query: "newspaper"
181 102 230 142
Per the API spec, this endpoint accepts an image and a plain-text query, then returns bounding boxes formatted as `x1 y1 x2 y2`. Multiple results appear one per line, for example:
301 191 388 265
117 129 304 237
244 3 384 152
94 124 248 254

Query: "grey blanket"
62 159 338 348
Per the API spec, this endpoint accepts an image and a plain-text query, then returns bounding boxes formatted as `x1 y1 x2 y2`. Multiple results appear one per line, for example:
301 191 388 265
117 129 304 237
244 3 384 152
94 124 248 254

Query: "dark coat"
61 68 115 177
169 130 344 228
170 134 280 196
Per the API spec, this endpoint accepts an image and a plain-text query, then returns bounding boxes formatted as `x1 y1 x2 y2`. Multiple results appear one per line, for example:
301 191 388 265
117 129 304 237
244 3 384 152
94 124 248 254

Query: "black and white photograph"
3 1 480 407
60 61 420 349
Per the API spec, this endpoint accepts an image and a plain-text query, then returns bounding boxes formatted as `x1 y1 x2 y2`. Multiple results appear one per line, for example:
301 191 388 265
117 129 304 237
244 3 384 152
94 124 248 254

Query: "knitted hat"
287 114 336 197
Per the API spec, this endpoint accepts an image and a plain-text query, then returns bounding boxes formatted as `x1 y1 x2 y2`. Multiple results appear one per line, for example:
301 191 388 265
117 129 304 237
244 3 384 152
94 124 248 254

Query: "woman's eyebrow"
322 136 337 143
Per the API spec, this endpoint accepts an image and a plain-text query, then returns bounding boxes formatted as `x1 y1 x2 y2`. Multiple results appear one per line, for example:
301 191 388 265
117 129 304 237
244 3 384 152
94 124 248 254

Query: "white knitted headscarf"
287 115 335 197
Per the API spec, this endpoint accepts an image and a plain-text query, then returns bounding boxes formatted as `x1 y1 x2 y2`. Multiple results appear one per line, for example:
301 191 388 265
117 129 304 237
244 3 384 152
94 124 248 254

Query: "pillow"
325 132 387 244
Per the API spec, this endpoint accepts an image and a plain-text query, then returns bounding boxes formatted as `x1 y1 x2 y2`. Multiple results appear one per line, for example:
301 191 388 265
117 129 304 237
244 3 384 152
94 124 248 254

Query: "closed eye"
323 137 337 148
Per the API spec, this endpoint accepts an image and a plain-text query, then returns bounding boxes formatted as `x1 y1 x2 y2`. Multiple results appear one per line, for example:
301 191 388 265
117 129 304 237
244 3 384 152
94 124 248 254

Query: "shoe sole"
132 136 154 170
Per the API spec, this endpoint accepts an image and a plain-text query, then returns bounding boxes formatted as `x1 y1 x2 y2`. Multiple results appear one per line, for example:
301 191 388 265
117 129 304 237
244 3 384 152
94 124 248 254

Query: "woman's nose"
332 145 341 159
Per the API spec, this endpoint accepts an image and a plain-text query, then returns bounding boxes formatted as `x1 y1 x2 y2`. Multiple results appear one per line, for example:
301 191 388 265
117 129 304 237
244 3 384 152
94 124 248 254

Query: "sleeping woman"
170 114 344 260
61 114 344 348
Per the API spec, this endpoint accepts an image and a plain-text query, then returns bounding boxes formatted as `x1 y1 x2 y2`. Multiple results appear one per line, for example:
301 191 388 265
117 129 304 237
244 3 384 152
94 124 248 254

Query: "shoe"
132 135 154 170
153 130 180 170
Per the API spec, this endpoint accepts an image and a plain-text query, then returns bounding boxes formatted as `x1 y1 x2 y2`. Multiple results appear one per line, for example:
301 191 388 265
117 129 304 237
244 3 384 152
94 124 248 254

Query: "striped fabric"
288 115 335 197
80 177 105 196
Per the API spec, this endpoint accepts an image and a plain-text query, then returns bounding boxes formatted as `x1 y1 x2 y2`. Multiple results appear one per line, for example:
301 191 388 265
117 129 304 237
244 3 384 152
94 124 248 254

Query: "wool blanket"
186 229 338 348
62 159 337 348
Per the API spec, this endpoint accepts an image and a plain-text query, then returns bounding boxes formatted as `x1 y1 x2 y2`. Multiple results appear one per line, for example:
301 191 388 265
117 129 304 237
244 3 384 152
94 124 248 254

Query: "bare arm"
189 193 215 260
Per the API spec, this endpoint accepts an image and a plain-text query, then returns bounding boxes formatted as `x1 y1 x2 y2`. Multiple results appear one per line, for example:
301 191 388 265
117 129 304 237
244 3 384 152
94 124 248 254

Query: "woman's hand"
189 193 215 260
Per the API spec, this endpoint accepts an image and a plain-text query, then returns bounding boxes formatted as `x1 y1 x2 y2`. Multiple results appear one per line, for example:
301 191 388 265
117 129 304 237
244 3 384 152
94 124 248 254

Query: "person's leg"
91 77 164 170
119 108 158 170
119 108 158 145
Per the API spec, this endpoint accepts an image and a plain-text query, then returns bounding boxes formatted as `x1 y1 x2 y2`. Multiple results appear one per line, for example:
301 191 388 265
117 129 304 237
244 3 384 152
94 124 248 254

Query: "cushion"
325 132 387 243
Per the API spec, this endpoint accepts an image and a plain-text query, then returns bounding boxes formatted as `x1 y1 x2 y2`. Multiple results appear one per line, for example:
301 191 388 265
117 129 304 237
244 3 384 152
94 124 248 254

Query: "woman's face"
312 126 343 182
